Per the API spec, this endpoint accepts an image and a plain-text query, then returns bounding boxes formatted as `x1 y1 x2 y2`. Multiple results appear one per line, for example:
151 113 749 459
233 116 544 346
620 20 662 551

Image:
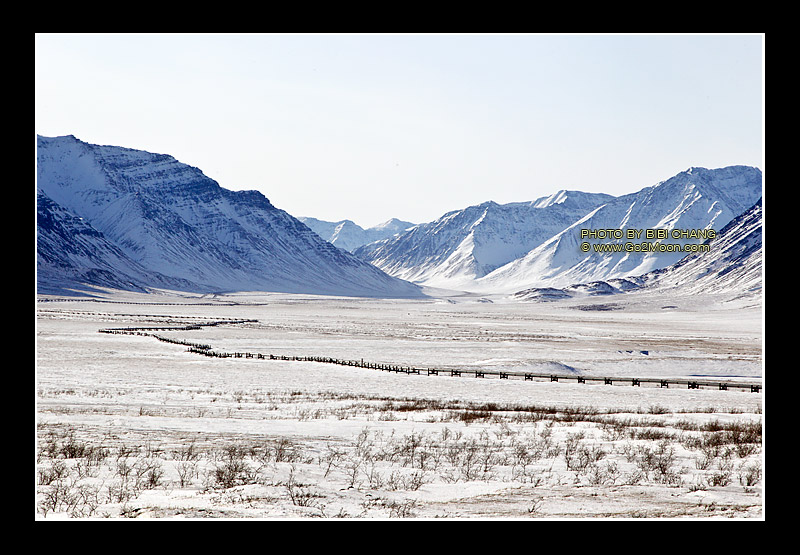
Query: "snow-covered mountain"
512 196 763 302
638 196 763 297
475 166 762 292
36 135 423 298
37 192 193 295
299 216 415 253
353 191 614 290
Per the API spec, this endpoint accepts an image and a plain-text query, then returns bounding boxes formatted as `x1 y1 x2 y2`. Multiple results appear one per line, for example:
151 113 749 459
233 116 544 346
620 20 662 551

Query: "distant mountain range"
299 217 415 253
36 135 762 301
36 135 423 298
354 166 762 294
353 191 614 290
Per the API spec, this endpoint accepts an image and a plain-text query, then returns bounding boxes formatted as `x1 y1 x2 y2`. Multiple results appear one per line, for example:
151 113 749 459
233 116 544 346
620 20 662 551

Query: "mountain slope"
353 191 614 290
36 135 423 298
38 192 165 294
639 196 763 296
512 197 763 302
299 217 415 252
477 166 762 292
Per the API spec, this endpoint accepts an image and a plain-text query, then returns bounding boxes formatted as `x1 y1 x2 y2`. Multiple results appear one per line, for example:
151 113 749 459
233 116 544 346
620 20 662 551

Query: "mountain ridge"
475 165 762 292
353 190 615 289
36 135 424 298
299 216 415 253
37 135 762 299
352 165 761 292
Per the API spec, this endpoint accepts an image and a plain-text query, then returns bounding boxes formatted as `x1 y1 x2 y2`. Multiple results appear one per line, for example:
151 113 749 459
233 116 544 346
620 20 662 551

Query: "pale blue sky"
35 33 764 228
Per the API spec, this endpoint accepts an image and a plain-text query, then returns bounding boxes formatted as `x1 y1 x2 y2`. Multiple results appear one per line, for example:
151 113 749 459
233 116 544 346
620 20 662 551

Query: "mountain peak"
375 217 414 230
354 191 615 286
532 190 571 208
38 133 81 144
355 166 761 292
301 216 416 253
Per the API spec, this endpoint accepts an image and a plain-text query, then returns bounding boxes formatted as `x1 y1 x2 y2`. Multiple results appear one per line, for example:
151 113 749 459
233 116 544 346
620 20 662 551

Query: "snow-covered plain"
35 287 763 519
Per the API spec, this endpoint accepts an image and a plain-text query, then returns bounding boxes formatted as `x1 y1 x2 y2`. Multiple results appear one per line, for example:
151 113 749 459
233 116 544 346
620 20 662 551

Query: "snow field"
36 290 763 519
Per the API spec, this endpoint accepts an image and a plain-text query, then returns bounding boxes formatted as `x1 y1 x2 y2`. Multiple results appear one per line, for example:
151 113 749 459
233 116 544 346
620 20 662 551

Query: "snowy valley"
36 136 764 519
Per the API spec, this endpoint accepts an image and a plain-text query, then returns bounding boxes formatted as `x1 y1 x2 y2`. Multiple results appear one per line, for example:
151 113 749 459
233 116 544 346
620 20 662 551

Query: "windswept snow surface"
36 286 763 519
